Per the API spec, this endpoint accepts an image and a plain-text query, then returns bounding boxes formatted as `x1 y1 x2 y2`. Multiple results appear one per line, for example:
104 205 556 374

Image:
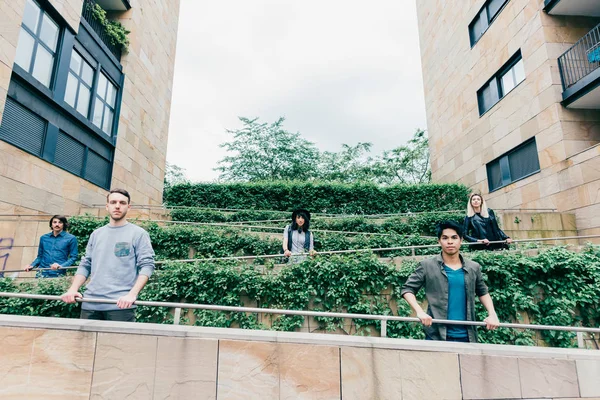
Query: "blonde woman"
463 193 512 250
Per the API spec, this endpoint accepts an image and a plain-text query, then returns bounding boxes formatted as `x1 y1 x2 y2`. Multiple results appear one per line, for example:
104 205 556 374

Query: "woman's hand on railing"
505 238 513 244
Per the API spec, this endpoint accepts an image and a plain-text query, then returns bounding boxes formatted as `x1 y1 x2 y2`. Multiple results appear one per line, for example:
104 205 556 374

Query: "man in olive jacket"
401 220 499 343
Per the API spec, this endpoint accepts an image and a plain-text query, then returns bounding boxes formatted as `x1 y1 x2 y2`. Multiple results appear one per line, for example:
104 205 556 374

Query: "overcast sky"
166 0 427 182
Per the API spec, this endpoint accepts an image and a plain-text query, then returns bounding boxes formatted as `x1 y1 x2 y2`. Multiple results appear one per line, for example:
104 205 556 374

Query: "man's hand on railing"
23 265 35 272
417 311 433 327
484 314 500 330
117 293 137 309
60 290 82 303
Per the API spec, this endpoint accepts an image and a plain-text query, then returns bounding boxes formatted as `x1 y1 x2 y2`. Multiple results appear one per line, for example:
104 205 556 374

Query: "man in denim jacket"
401 220 499 342
25 215 78 278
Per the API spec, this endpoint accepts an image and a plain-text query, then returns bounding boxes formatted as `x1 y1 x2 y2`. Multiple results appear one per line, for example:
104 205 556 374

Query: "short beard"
111 211 127 222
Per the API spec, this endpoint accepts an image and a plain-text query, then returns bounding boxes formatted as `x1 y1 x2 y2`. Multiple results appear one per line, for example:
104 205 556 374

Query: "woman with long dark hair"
282 208 315 262
463 193 512 250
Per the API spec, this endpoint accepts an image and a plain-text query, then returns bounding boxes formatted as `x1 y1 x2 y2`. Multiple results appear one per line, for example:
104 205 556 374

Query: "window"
477 51 525 115
469 0 509 46
64 51 94 117
92 72 117 135
14 0 59 87
0 98 46 156
487 138 540 192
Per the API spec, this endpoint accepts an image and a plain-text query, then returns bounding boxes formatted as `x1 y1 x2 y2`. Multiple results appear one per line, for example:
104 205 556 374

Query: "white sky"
166 0 427 182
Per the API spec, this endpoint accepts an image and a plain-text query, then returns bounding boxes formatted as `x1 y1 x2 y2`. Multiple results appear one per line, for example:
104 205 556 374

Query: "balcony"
544 0 600 16
81 0 124 59
558 23 600 108
95 0 131 11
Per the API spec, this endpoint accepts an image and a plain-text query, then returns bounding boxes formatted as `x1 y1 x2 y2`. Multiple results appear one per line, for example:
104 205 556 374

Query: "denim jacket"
400 253 489 342
31 231 78 277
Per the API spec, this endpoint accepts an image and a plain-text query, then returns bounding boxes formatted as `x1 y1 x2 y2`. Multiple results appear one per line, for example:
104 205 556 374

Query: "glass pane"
14 28 35 71
102 108 113 134
76 85 91 117
508 140 540 181
32 45 53 87
513 59 525 85
64 72 78 107
70 51 82 74
81 62 94 86
106 82 117 106
22 0 41 32
487 161 503 191
92 99 103 128
97 73 107 100
39 13 59 51
501 69 515 95
488 0 506 21
479 84 492 114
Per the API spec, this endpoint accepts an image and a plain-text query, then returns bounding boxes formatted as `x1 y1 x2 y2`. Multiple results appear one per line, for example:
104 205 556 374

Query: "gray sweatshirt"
76 223 155 311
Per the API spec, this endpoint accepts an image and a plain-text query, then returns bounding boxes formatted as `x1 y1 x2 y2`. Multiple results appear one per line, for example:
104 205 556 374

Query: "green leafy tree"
215 117 320 181
164 162 189 188
372 129 431 184
316 142 375 183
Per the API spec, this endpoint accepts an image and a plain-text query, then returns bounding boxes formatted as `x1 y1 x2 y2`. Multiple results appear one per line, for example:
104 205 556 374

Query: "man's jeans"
80 309 135 322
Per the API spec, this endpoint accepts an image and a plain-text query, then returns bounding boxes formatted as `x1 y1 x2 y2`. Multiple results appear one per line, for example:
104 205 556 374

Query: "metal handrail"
0 292 598 347
558 22 600 90
1 235 597 274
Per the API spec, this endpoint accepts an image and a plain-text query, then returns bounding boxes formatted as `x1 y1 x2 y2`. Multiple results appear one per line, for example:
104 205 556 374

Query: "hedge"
164 181 471 214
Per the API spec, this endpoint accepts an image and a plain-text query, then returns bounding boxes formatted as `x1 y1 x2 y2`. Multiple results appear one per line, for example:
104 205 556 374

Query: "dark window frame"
91 70 119 137
64 50 95 117
15 0 62 88
477 50 525 116
486 138 541 192
469 0 510 47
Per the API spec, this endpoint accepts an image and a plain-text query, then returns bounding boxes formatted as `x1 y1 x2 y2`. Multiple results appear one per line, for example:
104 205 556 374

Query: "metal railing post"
173 307 181 325
381 318 387 338
577 332 585 349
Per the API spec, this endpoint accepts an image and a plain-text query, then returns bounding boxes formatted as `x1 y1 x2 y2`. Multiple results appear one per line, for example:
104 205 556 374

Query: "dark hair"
436 220 463 239
49 215 69 230
107 188 131 203
291 210 310 232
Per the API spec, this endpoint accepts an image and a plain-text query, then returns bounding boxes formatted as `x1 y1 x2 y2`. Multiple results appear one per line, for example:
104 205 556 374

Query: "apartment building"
416 0 600 236
0 0 180 215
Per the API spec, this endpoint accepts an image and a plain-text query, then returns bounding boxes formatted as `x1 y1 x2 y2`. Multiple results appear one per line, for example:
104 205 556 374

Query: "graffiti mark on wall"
0 237 15 277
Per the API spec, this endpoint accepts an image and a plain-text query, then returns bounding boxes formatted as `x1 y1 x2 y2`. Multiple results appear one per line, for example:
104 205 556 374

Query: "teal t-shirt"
443 265 468 339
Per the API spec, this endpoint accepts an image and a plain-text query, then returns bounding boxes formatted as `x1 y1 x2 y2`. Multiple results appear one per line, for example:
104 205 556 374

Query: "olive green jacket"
400 253 489 342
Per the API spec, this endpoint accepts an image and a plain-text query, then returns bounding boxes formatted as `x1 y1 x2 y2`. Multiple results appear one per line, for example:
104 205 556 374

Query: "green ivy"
2 247 599 348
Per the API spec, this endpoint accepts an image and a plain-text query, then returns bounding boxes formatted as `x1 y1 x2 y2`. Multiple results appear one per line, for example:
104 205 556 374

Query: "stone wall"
0 315 599 399
111 0 181 205
0 0 25 125
416 0 600 239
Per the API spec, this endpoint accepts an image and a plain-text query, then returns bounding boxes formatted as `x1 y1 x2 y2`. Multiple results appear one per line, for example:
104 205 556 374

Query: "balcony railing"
81 0 122 60
558 23 600 91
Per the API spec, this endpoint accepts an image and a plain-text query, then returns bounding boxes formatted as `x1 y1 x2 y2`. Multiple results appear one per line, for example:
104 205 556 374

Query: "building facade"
0 0 180 216
416 0 600 237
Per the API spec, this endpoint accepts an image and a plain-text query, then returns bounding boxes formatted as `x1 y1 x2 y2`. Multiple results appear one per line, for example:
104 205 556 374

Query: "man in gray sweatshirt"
60 188 155 322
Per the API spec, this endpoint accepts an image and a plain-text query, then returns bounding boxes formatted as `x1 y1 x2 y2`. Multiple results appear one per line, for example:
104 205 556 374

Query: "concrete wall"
0 315 599 399
0 0 180 218
416 0 600 238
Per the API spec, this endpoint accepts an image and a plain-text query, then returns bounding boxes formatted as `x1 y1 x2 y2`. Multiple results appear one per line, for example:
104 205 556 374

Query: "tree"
215 117 320 181
372 129 431 184
164 162 189 188
316 142 375 183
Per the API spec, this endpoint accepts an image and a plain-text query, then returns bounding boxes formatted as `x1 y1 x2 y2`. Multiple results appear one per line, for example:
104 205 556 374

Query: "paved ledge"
1 314 598 360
